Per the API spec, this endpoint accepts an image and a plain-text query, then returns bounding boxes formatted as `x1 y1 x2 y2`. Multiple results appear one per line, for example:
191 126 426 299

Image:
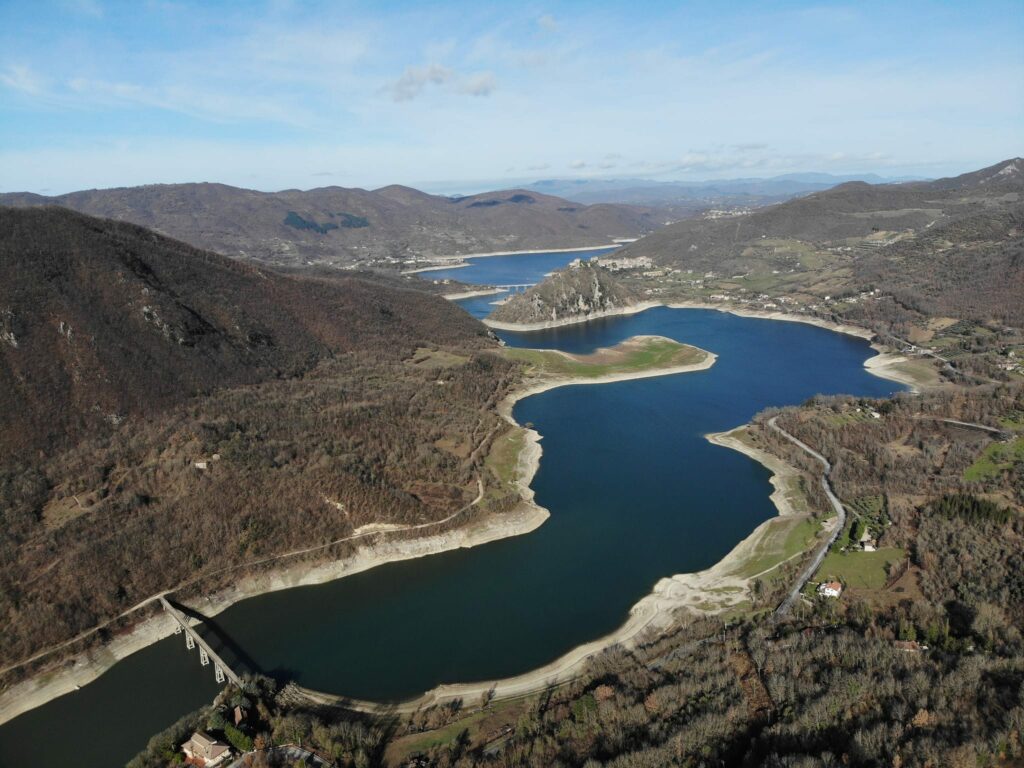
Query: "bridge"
160 596 243 686
492 284 532 291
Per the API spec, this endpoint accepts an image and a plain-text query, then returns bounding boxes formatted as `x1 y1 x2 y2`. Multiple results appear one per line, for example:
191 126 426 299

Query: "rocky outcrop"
488 261 640 326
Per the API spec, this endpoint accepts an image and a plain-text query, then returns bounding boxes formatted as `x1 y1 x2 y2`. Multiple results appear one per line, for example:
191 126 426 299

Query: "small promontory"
486 260 641 328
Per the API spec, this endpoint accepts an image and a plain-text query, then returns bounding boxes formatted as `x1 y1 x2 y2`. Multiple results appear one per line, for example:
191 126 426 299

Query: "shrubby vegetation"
0 208 524 682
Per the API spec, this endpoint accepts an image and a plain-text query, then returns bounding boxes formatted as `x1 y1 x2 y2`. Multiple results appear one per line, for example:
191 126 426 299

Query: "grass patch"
730 516 821 579
501 336 708 380
964 437 1024 481
485 428 527 488
408 347 471 369
386 698 526 761
817 547 905 590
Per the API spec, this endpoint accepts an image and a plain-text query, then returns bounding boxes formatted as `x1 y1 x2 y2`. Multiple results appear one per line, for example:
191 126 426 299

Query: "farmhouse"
182 731 231 767
817 581 843 599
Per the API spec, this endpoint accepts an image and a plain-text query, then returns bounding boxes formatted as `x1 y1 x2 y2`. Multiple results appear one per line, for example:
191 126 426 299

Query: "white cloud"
386 63 452 102
569 160 586 169
385 65 497 101
459 72 496 97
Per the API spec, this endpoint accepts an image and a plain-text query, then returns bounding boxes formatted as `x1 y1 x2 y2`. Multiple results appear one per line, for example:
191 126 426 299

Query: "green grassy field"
501 336 708 380
964 437 1024 481
816 547 905 590
732 516 822 580
481 427 528 507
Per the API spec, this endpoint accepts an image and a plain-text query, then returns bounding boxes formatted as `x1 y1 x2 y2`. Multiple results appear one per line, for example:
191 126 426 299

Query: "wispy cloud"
0 1 1020 193
459 71 496 97
385 63 452 101
0 65 46 95
385 63 496 101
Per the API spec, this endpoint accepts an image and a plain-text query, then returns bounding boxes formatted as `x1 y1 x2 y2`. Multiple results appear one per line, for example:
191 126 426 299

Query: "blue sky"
1 0 1021 194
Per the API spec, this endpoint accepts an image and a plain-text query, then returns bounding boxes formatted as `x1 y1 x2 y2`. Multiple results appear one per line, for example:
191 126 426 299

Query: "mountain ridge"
0 182 659 269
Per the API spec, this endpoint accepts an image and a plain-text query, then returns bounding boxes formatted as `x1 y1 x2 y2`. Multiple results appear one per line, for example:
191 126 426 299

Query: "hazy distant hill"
0 183 659 268
510 159 1024 365
526 172 925 206
617 158 1024 279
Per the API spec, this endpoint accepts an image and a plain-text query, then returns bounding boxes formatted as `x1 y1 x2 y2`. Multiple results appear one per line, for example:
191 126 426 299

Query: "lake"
0 257 902 768
418 245 618 319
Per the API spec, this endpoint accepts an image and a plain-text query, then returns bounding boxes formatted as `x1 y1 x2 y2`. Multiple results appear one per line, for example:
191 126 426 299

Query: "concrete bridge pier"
160 595 243 687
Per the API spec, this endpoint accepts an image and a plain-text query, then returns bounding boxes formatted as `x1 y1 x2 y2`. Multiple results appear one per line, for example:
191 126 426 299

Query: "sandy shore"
484 301 664 331
0 337 710 726
486 299 939 392
0 310 921 724
304 316 934 714
0 497 549 727
299 421 821 716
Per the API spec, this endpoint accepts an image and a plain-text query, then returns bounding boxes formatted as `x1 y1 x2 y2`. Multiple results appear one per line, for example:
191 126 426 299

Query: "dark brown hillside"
857 207 1024 327
0 206 489 459
0 208 523 671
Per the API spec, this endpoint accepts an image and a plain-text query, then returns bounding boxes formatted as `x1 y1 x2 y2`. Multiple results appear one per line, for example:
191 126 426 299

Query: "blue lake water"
421 246 618 320
0 258 902 768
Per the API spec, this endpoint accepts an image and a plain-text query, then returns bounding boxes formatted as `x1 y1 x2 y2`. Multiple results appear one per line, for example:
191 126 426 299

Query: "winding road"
767 416 847 617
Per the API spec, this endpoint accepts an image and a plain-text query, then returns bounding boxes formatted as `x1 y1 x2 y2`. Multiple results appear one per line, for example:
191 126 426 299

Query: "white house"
817 581 843 599
182 731 231 767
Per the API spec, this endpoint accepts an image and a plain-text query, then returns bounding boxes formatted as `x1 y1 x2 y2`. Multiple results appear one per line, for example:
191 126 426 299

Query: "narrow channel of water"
0 259 902 768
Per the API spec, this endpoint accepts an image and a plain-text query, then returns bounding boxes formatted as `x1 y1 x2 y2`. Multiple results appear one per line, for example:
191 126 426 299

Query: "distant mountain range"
0 184 659 268
526 172 929 206
610 158 1024 328
509 159 1024 338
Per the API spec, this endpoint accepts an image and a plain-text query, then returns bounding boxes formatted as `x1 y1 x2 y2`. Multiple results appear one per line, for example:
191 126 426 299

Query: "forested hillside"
489 261 639 326
0 208 523 678
197 385 1024 768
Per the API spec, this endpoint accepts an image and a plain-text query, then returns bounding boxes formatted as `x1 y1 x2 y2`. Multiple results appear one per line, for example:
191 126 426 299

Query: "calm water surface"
0 260 901 768
422 246 617 319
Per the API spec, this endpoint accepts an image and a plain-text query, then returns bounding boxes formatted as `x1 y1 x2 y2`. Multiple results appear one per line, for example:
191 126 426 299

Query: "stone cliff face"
489 261 639 325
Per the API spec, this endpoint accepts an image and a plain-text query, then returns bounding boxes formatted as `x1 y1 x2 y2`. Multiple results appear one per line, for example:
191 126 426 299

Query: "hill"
0 207 523 671
525 172 924 207
488 261 640 327
0 206 489 458
0 183 659 269
618 159 1022 275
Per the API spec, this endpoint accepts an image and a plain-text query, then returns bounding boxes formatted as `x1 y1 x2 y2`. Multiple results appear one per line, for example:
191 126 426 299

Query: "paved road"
913 415 1008 438
768 417 847 618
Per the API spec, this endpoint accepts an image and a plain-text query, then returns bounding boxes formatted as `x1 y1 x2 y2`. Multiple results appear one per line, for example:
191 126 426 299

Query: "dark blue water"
423 246 618 320
0 290 901 768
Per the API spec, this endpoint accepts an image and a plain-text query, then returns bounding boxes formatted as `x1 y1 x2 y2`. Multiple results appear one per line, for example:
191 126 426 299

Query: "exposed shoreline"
298 422 824 716
486 299 936 392
402 243 621 274
0 305 920 726
0 497 550 727
0 338 709 727
484 301 663 331
302 311 924 713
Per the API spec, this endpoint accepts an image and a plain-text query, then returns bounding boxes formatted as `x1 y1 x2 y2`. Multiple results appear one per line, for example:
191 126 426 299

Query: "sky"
1 0 1022 195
